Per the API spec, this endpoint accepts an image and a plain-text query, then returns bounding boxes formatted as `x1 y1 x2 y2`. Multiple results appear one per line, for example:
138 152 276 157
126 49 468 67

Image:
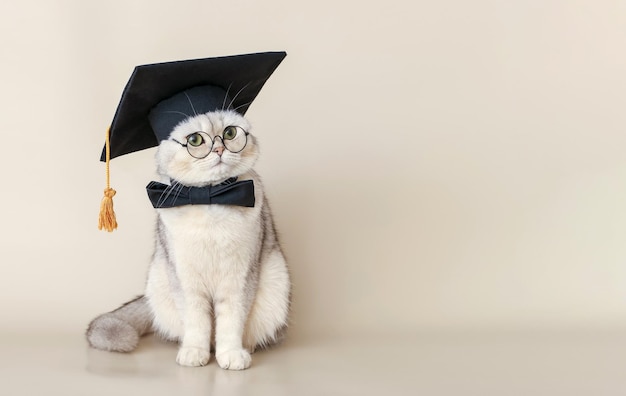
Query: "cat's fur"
87 110 291 370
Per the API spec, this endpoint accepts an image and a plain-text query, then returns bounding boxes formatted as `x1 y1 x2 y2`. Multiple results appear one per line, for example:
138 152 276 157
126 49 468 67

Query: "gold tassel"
98 127 118 231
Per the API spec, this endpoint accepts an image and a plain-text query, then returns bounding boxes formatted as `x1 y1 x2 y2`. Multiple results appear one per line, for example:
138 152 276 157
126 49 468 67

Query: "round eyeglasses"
172 126 249 159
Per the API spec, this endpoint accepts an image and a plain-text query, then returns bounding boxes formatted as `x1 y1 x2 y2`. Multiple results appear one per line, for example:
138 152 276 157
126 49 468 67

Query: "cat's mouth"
210 157 231 170
204 155 225 166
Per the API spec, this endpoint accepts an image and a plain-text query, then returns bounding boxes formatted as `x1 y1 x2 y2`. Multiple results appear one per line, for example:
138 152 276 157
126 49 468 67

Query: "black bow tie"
146 177 255 208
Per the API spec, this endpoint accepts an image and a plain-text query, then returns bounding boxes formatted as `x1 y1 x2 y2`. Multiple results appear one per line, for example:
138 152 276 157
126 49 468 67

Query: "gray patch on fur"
156 216 182 295
86 315 139 352
86 296 153 352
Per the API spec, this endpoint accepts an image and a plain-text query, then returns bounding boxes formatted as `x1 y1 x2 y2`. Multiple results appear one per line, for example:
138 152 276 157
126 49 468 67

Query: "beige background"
1 0 626 342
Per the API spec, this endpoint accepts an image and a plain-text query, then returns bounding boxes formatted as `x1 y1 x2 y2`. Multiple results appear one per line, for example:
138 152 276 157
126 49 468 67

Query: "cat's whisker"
156 185 171 208
233 101 253 113
222 83 234 112
227 82 251 111
184 92 198 116
157 181 182 208
172 182 185 203
162 110 192 118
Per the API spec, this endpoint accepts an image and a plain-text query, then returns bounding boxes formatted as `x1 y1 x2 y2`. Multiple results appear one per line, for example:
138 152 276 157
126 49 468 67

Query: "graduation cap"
98 51 287 231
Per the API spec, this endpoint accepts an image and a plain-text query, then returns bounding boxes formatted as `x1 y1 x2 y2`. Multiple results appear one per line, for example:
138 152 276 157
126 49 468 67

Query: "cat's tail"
86 295 153 352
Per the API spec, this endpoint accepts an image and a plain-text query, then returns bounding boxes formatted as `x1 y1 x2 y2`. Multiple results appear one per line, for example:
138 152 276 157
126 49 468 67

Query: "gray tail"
86 295 153 352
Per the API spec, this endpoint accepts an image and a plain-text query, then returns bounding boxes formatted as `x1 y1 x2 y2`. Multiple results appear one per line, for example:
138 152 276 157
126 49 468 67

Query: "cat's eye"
187 133 205 147
223 126 238 140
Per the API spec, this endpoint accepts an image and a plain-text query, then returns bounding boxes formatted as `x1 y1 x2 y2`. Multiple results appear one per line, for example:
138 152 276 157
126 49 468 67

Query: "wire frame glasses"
172 126 249 159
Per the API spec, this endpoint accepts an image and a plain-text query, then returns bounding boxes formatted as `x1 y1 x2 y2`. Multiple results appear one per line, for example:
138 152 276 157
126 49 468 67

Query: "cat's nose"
213 146 224 156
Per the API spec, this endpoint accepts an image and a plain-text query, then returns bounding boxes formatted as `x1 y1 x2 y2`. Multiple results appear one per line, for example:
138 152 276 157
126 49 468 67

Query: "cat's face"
155 110 259 186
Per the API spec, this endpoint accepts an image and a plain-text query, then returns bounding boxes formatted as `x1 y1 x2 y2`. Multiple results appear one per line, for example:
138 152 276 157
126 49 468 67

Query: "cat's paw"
216 349 251 370
176 347 211 367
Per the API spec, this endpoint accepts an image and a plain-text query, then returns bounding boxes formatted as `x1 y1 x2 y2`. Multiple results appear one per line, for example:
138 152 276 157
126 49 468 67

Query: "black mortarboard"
97 51 286 232
101 51 287 161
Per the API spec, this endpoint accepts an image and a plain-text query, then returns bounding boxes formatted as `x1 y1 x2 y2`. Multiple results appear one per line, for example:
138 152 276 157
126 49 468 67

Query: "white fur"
144 110 290 370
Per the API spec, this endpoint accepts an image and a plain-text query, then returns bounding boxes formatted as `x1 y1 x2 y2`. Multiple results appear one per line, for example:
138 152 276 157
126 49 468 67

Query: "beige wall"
1 0 625 338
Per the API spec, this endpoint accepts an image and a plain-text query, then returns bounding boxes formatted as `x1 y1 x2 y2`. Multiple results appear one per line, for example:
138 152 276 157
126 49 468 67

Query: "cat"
86 109 291 371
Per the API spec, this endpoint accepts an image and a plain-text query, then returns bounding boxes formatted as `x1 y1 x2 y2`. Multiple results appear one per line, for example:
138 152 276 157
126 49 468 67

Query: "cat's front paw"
176 346 211 367
216 349 251 370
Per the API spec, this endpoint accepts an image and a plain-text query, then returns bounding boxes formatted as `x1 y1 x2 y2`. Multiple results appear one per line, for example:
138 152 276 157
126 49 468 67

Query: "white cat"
87 110 291 371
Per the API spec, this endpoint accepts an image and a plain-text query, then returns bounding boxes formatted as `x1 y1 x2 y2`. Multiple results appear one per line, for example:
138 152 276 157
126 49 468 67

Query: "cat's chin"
205 164 238 184
178 178 233 188
167 161 243 187
179 172 241 187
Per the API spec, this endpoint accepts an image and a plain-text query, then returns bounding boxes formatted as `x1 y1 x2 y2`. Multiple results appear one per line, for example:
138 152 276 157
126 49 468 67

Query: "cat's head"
155 110 258 186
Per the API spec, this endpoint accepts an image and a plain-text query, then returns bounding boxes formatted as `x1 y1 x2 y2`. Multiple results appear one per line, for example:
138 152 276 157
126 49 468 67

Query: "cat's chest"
158 204 259 250
156 204 261 289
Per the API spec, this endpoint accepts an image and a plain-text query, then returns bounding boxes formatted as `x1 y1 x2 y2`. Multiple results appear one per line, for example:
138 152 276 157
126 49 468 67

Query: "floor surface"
1 329 625 395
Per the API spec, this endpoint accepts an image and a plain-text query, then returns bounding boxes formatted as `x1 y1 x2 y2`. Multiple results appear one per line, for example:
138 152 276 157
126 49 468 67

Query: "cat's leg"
145 232 212 366
86 295 153 352
243 248 291 351
175 286 213 367
172 254 213 366
214 271 253 370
